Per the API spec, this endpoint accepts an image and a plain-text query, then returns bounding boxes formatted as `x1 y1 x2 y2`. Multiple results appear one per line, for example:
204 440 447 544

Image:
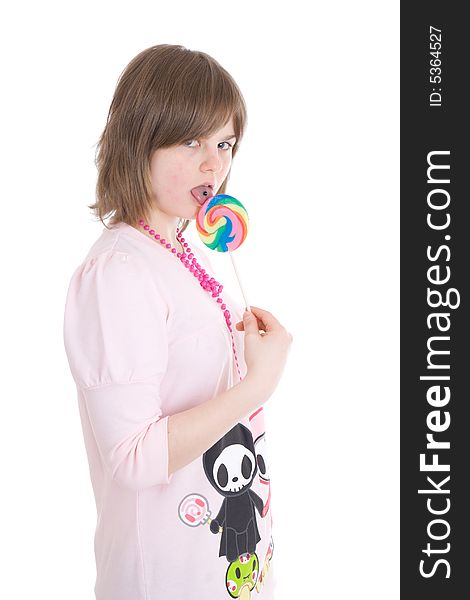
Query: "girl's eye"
183 140 233 150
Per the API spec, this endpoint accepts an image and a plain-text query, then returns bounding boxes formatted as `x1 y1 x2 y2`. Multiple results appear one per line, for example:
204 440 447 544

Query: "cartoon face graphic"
212 443 257 494
226 552 259 598
204 423 258 498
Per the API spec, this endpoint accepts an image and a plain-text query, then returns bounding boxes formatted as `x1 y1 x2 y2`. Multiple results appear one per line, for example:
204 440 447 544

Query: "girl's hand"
235 306 293 397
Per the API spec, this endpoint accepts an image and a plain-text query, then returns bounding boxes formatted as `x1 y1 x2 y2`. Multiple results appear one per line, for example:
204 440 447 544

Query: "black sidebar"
401 3 469 598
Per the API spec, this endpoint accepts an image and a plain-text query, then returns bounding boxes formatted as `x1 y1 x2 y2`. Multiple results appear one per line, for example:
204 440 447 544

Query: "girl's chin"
173 192 204 221
190 192 203 207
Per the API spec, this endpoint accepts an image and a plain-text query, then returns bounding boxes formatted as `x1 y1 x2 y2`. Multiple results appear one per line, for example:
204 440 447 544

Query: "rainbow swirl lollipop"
196 194 249 252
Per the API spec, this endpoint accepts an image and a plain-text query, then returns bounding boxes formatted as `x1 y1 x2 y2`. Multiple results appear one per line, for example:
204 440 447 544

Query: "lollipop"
196 194 249 252
193 191 250 309
177 493 223 532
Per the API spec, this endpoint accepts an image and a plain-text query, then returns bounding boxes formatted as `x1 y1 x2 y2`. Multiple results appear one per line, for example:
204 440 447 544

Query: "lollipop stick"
228 251 250 312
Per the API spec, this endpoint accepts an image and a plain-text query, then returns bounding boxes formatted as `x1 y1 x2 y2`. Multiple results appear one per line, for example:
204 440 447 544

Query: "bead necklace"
138 219 242 382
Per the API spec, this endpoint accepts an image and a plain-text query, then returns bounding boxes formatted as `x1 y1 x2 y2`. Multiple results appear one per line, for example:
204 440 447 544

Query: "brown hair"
89 44 248 235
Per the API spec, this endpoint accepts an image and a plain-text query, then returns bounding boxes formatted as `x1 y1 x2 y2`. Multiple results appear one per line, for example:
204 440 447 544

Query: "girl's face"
148 118 236 220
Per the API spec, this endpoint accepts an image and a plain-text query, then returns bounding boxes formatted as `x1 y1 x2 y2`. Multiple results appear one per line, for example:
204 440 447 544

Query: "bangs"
146 48 247 147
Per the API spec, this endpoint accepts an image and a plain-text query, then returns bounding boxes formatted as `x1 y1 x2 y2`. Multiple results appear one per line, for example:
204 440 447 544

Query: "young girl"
63 44 292 600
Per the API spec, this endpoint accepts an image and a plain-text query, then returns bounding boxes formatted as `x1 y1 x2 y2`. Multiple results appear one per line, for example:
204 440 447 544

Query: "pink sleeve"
63 250 173 489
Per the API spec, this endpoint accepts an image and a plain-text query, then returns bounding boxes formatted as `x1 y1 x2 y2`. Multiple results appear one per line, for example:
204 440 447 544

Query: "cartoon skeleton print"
203 423 264 563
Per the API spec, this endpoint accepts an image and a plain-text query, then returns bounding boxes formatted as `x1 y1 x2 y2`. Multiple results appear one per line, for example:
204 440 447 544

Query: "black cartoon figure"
203 423 265 563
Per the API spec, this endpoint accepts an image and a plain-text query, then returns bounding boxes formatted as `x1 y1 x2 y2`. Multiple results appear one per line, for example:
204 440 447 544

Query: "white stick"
228 251 250 312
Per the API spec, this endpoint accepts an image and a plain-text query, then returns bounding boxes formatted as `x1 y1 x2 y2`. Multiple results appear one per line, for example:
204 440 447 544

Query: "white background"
1 1 399 598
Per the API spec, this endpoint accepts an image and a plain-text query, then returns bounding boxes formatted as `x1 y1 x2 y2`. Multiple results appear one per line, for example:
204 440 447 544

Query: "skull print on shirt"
203 423 264 563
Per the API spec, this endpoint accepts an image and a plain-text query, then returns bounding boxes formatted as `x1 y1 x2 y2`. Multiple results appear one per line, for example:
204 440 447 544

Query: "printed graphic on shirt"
250 407 272 519
203 422 263 562
177 407 274 597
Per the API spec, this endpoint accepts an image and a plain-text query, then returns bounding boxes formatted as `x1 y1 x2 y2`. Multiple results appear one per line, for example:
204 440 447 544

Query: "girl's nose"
201 151 222 172
201 160 220 173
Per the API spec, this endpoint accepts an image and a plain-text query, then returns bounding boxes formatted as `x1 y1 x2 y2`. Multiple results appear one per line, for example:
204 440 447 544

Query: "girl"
63 44 292 600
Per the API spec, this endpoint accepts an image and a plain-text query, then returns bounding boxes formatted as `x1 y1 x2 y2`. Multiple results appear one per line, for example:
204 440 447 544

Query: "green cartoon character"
226 551 259 598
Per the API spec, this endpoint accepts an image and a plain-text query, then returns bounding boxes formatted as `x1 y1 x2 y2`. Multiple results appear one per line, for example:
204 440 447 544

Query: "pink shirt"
63 221 276 599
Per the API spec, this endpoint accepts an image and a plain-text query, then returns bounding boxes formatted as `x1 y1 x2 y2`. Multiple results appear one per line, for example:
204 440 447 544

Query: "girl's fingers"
247 306 282 332
235 316 266 332
236 306 282 333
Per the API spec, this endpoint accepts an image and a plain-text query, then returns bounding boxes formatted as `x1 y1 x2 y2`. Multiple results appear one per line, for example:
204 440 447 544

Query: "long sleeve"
63 249 173 490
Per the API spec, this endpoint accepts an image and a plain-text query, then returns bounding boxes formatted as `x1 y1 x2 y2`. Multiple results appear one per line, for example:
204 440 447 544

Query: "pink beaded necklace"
138 219 243 382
